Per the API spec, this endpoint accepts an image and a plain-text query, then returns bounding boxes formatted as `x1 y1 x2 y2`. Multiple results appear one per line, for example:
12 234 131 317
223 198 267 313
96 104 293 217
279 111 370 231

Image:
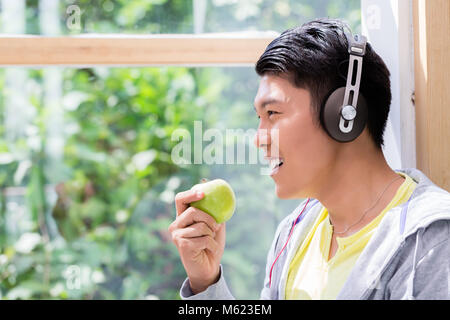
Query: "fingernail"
196 191 204 198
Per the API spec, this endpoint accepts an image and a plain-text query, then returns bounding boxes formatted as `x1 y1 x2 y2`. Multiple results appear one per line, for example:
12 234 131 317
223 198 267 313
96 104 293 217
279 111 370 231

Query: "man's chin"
274 185 296 200
274 183 309 200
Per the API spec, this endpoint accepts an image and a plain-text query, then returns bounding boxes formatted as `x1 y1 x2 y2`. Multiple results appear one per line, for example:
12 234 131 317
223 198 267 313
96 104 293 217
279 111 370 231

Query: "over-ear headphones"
321 33 368 143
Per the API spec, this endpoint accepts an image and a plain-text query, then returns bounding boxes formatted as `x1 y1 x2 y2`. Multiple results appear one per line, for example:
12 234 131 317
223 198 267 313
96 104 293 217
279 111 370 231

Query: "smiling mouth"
269 158 284 176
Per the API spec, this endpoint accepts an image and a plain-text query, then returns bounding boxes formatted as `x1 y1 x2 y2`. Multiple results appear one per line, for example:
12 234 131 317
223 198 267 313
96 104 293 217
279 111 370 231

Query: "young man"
169 18 450 299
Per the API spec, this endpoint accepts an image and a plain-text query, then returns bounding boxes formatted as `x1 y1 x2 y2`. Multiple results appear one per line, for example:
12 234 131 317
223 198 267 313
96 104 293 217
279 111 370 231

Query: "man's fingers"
178 235 221 256
170 206 220 233
172 222 216 240
174 190 204 216
194 235 220 255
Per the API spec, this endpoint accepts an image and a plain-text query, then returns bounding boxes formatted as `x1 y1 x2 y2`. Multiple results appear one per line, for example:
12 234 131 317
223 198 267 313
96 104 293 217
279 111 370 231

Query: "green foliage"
1 0 360 300
0 66 208 299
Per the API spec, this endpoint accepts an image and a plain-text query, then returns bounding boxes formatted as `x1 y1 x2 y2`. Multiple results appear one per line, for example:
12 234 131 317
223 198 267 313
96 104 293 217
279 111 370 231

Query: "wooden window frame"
413 0 450 191
0 33 277 66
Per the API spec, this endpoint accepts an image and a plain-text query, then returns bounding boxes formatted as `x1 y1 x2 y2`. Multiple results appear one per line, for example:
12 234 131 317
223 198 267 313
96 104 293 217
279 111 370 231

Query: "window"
0 0 361 299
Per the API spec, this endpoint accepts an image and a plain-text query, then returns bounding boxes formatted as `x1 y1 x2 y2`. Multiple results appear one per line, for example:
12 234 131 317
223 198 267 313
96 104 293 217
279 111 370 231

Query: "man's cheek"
269 128 281 157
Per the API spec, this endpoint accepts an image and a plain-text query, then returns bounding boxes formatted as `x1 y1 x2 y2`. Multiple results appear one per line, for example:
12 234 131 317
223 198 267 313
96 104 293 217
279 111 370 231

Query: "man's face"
253 74 338 199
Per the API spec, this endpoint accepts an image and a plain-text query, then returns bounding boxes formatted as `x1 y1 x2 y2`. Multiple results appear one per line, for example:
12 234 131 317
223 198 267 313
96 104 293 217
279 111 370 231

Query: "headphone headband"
339 34 367 133
347 34 367 56
320 33 369 142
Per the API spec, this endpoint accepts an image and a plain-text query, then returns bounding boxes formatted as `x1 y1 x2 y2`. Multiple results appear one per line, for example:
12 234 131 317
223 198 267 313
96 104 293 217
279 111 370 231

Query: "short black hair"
255 18 391 148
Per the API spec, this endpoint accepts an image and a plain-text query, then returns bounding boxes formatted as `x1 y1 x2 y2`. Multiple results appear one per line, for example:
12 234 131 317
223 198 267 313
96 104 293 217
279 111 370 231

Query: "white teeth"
270 160 277 170
270 158 284 170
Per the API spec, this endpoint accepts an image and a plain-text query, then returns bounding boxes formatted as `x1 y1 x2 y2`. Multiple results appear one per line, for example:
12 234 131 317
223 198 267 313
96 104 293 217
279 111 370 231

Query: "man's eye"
256 111 278 119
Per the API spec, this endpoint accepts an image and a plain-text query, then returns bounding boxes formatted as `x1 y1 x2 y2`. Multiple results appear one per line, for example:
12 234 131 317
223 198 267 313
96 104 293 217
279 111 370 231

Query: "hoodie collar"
337 168 450 299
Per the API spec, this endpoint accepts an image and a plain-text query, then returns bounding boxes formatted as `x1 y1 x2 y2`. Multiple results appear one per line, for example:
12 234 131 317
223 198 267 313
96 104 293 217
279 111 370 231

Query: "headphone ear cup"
321 87 368 142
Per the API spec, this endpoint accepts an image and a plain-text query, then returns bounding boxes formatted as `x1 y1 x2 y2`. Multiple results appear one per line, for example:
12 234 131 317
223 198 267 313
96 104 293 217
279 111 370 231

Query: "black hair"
255 18 391 148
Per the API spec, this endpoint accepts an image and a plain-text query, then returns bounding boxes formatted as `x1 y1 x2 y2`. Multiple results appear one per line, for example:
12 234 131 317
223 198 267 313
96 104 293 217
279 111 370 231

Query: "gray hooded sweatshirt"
180 168 450 300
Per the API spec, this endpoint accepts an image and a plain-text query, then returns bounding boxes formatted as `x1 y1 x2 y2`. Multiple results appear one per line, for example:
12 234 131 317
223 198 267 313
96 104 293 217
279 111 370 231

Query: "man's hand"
169 189 226 294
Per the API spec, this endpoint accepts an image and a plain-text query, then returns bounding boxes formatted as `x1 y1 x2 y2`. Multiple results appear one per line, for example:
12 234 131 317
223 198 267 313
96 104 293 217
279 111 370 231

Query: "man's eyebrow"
253 98 284 112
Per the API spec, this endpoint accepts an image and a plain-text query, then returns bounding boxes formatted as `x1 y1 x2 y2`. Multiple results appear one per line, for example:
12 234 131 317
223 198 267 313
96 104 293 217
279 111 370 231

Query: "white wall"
361 0 416 170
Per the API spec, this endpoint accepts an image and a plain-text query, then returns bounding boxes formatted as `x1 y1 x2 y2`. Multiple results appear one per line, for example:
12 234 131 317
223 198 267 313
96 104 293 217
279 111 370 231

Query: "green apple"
190 178 236 223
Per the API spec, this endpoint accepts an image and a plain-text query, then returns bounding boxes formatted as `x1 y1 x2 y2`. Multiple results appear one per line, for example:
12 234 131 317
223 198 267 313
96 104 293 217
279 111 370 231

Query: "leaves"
1 0 361 300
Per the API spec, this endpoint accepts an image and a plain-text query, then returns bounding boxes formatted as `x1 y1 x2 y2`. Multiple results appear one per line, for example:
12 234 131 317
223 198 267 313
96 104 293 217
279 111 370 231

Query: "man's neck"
314 147 404 236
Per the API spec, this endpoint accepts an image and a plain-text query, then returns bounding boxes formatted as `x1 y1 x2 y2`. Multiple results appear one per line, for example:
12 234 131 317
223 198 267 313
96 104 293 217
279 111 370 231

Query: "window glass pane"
0 0 360 35
0 0 362 300
0 66 300 299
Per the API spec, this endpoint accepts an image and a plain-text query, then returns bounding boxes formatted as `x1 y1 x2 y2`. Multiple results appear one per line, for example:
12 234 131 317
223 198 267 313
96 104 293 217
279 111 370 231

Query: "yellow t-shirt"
285 172 417 300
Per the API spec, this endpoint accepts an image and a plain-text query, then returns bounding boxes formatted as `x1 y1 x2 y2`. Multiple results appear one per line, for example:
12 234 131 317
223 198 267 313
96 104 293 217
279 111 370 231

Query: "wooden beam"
413 0 450 191
0 33 277 66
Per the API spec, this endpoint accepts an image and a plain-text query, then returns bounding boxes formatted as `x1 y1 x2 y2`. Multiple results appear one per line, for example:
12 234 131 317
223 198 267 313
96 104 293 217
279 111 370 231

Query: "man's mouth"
269 158 284 176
